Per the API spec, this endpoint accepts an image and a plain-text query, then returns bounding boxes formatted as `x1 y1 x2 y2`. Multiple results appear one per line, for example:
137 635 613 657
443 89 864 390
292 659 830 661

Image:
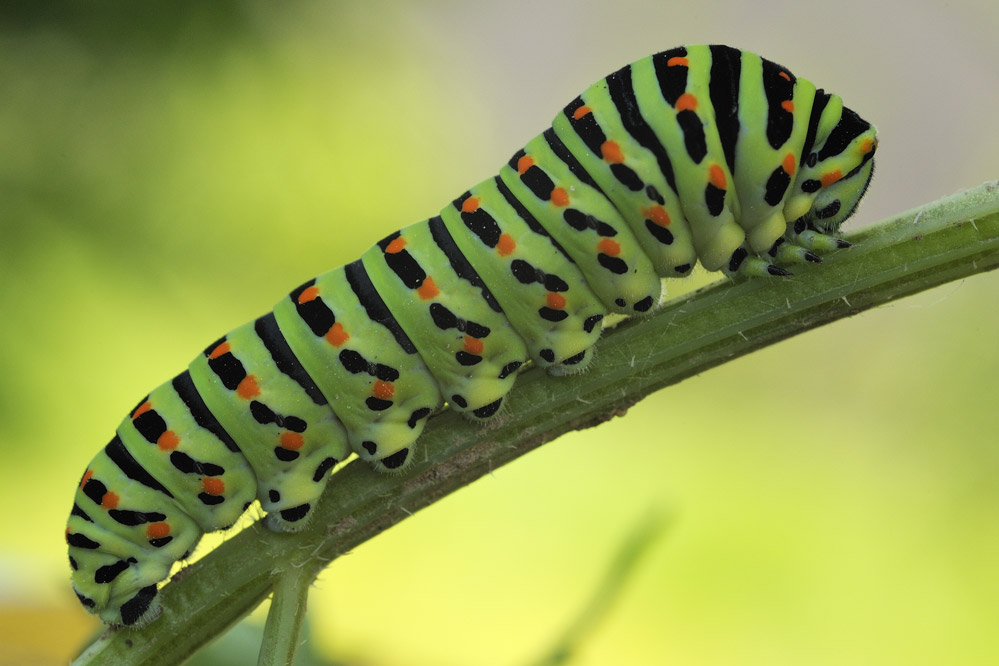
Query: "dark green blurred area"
0 1 258 50
3 1 327 262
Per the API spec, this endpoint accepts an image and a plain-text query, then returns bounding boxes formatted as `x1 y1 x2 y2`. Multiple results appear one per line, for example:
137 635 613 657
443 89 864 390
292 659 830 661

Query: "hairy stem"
256 562 317 666
71 181 999 666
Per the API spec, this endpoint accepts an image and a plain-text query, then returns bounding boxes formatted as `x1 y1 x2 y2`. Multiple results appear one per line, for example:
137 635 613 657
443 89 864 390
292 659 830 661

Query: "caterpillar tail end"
98 584 163 628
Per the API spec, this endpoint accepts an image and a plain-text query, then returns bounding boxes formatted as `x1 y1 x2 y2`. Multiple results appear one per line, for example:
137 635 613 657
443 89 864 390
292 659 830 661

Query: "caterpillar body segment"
272 265 444 467
115 376 259 533
729 50 817 253
439 179 607 373
66 44 877 627
187 315 350 531
362 219 530 421
499 131 664 315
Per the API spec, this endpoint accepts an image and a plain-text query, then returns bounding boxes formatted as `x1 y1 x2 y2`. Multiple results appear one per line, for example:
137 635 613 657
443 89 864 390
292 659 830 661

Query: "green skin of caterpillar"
66 44 877 627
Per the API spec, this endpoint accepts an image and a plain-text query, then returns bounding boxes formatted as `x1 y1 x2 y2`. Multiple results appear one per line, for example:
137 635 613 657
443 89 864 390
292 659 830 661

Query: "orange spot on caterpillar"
463 336 484 355
781 100 794 113
517 155 535 174
573 105 592 120
208 343 230 360
297 286 319 304
146 522 170 539
601 140 625 164
779 71 791 82
202 478 225 496
325 322 349 347
80 469 93 489
385 237 407 254
783 153 796 177
597 238 621 256
551 187 570 207
417 277 439 300
496 233 516 256
667 56 689 67
675 93 697 111
546 292 566 310
132 401 152 418
101 491 119 509
461 196 480 213
709 164 727 189
372 380 395 400
157 430 179 451
644 205 670 227
821 170 842 187
237 375 260 399
280 432 304 450
859 137 875 154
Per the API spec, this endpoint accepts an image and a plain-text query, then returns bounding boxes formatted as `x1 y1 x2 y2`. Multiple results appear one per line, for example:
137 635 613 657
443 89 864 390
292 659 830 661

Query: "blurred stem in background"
526 511 671 666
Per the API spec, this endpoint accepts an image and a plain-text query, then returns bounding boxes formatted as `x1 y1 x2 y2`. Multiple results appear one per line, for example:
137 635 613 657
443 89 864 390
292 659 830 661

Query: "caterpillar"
65 44 877 628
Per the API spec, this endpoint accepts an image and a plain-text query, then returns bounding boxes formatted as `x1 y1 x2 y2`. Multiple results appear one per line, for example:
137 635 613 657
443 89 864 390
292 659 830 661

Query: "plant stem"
525 511 670 666
257 563 317 666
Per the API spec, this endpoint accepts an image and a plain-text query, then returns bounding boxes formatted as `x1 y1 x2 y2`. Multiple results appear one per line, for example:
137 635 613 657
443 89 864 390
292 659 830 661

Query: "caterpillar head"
785 97 878 235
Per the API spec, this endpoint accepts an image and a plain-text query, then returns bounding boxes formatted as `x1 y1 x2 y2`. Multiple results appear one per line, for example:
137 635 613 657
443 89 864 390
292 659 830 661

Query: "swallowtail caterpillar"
66 44 877 627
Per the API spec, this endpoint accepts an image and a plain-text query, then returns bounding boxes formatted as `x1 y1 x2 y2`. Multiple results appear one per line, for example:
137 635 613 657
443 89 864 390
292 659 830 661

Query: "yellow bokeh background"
2 1 998 664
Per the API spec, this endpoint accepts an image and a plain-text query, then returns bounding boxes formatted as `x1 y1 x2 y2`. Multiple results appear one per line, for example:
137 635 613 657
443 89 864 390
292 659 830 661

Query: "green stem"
257 563 318 666
71 181 999 666
526 511 670 666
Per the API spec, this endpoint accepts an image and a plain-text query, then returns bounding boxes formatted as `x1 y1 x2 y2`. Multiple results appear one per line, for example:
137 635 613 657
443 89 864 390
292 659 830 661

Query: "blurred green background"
2 1 998 664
